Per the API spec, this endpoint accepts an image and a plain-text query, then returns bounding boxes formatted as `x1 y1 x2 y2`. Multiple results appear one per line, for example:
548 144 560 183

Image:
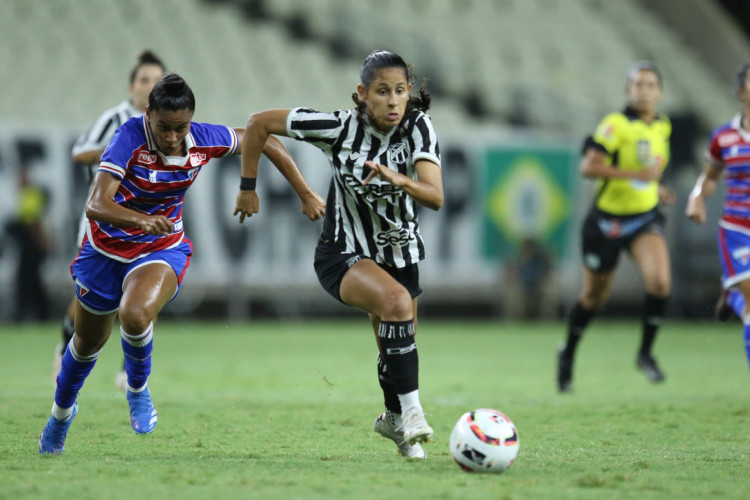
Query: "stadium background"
1 0 749 322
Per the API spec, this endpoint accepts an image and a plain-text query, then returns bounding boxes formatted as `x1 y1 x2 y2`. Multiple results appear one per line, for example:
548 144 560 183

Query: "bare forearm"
262 137 315 196
85 197 147 228
399 176 444 210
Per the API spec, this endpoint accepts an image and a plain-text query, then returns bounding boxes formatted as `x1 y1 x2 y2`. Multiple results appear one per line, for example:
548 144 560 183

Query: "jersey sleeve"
98 124 138 180
705 128 726 167
409 113 441 168
286 107 346 150
189 122 239 158
589 113 625 157
71 107 123 157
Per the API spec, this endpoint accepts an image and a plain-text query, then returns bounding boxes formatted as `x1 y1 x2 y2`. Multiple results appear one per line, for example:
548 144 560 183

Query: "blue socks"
728 290 745 318
54 337 100 412
121 323 153 391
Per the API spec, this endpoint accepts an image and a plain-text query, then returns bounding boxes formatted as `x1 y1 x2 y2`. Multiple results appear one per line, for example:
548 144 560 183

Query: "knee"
118 306 153 335
377 287 413 321
580 290 606 311
646 278 671 298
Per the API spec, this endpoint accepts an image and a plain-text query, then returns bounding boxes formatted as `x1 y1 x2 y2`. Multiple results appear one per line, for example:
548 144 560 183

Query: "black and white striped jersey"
286 107 441 268
72 99 141 180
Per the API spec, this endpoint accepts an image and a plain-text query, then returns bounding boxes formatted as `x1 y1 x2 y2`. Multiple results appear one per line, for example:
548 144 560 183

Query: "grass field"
1 319 748 499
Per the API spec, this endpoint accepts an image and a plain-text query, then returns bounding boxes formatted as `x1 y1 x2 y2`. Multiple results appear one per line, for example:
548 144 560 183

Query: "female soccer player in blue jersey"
39 74 325 455
233 50 443 458
557 61 675 393
54 50 166 391
687 63 750 373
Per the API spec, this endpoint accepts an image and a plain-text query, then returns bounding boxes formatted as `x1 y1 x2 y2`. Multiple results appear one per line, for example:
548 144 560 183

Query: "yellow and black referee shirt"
584 106 671 215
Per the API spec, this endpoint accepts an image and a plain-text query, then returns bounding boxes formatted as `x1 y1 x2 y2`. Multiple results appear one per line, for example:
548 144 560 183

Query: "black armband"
240 177 257 191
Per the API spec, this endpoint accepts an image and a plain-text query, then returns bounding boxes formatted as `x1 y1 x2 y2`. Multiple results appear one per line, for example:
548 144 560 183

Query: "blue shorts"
718 225 750 289
70 239 193 314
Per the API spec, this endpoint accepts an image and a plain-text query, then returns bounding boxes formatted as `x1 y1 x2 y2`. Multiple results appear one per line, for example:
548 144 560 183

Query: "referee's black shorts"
581 206 665 273
314 237 422 304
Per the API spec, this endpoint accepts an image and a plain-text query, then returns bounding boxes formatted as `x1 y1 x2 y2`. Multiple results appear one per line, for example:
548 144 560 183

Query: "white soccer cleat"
374 410 426 458
399 407 434 446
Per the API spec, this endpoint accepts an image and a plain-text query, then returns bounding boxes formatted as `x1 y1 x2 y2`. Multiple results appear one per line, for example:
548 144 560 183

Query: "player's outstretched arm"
686 163 723 225
86 172 173 235
234 109 325 223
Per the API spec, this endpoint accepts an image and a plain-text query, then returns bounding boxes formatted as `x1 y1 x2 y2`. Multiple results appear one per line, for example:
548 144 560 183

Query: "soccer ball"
449 408 519 473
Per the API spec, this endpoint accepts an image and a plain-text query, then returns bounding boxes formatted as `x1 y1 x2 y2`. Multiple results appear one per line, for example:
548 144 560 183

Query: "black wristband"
240 177 257 191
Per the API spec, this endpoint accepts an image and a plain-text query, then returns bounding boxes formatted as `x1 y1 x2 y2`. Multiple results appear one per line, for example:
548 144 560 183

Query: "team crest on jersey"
636 140 652 166
190 152 207 166
138 151 157 164
149 170 158 183
732 246 750 266
388 143 408 165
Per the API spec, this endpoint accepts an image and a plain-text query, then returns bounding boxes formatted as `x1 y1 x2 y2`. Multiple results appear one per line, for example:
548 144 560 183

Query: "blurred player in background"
54 50 166 390
39 74 325 454
686 62 750 374
557 61 674 393
234 50 443 459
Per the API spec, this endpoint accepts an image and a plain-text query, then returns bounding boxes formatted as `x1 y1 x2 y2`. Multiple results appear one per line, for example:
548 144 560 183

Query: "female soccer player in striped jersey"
234 50 443 458
54 50 166 391
557 61 675 393
687 63 750 373
39 74 325 455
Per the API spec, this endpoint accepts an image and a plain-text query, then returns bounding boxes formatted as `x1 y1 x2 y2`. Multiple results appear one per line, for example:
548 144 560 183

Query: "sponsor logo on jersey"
388 142 408 165
342 173 403 202
375 227 415 246
732 246 750 266
190 152 207 166
138 151 157 164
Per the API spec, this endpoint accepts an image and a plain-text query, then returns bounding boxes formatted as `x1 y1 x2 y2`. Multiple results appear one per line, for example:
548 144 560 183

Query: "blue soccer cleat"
39 403 78 455
127 388 157 434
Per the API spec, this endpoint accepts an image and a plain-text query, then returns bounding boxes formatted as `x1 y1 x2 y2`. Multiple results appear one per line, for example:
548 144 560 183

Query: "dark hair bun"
162 74 186 94
138 50 164 67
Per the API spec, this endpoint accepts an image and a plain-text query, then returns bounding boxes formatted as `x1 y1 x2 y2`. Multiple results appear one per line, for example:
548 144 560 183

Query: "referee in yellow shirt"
557 61 675 393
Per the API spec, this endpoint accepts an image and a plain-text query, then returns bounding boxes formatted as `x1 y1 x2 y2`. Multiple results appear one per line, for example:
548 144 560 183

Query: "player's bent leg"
631 233 670 383
558 268 614 393
118 263 176 434
41 303 115 454
342 261 433 448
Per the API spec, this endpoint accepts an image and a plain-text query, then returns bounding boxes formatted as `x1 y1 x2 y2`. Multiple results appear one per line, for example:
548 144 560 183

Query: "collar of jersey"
730 113 750 142
621 105 663 124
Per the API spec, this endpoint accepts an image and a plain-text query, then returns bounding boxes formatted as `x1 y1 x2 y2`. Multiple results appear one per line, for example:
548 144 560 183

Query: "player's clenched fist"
233 190 260 223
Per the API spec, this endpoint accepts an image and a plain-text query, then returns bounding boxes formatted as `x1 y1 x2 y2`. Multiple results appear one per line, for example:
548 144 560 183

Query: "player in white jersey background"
234 50 443 459
687 62 750 375
53 51 166 391
39 74 325 455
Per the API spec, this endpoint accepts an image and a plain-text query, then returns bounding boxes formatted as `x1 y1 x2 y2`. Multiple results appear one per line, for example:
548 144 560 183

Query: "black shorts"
581 207 665 272
314 238 422 303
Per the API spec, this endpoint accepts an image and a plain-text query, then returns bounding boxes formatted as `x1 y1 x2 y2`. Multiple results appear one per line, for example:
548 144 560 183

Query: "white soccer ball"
449 408 519 473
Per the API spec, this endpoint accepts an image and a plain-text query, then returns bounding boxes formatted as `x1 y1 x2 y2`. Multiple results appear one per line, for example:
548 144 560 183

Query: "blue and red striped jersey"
91 115 238 261
707 114 750 232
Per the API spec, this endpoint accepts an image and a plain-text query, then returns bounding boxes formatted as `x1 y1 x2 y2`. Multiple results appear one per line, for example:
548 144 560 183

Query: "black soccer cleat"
556 346 573 393
714 289 734 322
636 352 665 383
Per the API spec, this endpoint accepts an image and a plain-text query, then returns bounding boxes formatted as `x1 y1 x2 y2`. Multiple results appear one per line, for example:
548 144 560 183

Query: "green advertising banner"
482 146 576 260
